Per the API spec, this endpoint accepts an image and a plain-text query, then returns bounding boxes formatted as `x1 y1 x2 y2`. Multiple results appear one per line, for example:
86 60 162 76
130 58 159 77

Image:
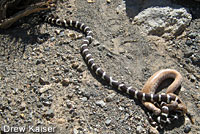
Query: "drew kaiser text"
1 125 56 133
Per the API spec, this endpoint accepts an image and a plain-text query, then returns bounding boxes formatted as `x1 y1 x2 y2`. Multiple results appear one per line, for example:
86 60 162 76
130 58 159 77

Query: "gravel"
0 0 199 134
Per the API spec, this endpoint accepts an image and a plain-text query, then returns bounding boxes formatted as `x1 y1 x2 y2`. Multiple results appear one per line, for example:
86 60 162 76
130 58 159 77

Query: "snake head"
177 100 187 114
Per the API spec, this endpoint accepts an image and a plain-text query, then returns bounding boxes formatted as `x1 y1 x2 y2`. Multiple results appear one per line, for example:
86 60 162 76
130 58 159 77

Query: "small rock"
37 102 43 108
67 93 73 99
107 0 111 3
106 52 113 58
39 77 49 85
45 109 54 118
44 68 48 73
59 31 65 37
55 29 61 35
191 54 200 66
42 100 52 106
136 125 145 134
149 126 159 134
19 102 26 111
67 32 77 40
185 40 193 46
93 40 100 46
80 97 88 101
50 37 55 42
119 106 124 111
73 128 78 134
36 59 46 65
66 100 73 108
184 125 191 133
116 2 126 14
44 47 50 51
64 68 69 73
95 100 106 107
105 93 116 102
97 45 105 51
189 74 196 82
184 51 193 58
61 78 70 86
39 84 52 93
11 110 18 116
12 88 18 95
20 113 25 119
87 0 95 3
105 119 111 126
77 64 85 72
57 118 66 124
188 32 197 39
72 62 79 69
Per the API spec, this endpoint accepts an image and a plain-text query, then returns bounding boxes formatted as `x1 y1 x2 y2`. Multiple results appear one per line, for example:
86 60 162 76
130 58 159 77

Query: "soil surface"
0 0 199 134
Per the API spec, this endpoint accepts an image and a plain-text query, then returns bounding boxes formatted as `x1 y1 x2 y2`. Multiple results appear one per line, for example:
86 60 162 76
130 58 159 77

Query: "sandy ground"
0 0 200 134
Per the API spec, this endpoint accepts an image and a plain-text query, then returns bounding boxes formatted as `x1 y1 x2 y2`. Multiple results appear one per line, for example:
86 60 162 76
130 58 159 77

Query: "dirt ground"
0 0 200 134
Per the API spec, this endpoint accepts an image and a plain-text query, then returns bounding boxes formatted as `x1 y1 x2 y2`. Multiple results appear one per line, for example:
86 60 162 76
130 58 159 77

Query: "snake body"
43 15 187 128
142 69 187 128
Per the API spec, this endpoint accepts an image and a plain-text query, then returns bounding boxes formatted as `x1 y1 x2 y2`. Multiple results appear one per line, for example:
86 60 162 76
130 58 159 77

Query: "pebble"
185 40 193 46
11 110 18 116
116 2 126 14
119 106 124 111
20 113 25 119
42 100 52 106
95 100 106 107
72 62 79 69
50 37 55 42
87 0 95 3
97 45 105 51
149 126 159 134
184 125 191 133
44 47 50 51
39 84 52 93
19 102 26 111
189 74 196 82
39 77 49 85
67 32 76 40
37 102 43 108
136 126 145 134
57 118 66 124
43 68 48 73
80 97 88 102
45 109 54 118
105 93 116 102
55 29 61 35
12 88 18 95
73 128 78 134
67 93 73 99
77 64 85 73
105 119 111 126
191 54 200 65
59 31 65 37
61 78 70 86
188 32 197 39
107 0 111 3
106 52 113 58
66 100 73 108
93 40 100 46
184 51 193 58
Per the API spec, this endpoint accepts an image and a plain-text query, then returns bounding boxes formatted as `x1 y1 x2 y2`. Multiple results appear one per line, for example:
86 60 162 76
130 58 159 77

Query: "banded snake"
41 14 191 129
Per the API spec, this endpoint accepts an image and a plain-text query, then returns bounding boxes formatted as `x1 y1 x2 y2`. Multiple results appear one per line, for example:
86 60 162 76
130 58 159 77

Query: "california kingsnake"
42 15 187 129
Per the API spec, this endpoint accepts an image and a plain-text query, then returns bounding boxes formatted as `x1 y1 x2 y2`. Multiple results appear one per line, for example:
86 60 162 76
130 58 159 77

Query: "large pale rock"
133 7 192 38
